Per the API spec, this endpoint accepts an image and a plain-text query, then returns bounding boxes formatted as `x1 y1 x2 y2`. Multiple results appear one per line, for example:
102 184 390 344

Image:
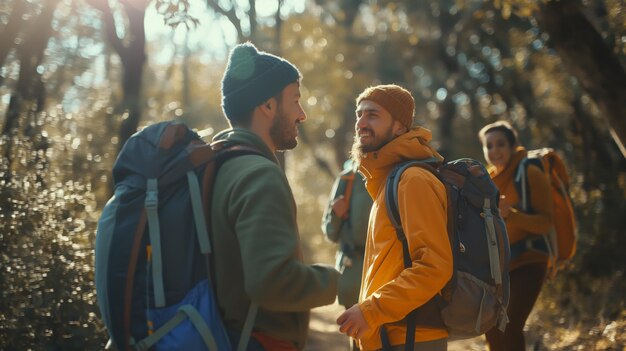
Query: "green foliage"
0 117 108 349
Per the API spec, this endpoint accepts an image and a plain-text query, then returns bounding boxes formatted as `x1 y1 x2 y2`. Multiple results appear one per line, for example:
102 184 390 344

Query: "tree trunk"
0 0 26 87
328 0 363 170
538 0 626 159
182 30 191 109
3 0 59 136
1 0 58 219
117 0 146 150
91 0 147 151
437 94 457 158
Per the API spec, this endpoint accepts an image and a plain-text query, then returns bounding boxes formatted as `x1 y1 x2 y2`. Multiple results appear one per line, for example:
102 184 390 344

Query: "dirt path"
306 302 487 350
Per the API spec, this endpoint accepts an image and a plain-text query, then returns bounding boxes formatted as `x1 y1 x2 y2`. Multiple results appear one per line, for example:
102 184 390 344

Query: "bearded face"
351 100 401 164
270 82 306 151
270 106 298 151
350 125 396 164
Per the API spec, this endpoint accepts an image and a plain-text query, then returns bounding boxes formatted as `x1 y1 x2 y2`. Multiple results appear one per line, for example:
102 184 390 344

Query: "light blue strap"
134 305 219 351
475 287 487 334
179 305 220 350
237 302 259 351
497 305 509 331
187 171 211 254
515 160 529 211
146 178 166 307
483 198 502 285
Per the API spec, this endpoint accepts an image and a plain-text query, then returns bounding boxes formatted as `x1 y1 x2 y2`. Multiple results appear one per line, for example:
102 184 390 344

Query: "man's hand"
331 196 349 219
336 304 370 339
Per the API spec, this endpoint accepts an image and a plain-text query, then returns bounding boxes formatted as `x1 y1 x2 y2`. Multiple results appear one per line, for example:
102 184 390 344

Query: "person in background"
336 84 452 351
478 121 554 351
322 158 372 349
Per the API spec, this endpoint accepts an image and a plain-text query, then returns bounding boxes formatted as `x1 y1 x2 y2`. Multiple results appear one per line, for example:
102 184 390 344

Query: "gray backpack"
381 158 510 348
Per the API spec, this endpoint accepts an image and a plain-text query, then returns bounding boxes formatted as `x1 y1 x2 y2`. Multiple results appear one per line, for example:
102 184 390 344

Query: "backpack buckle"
145 190 158 209
145 178 159 209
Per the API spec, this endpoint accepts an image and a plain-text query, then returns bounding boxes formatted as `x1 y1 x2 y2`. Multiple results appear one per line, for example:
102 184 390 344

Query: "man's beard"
350 134 366 165
269 107 298 151
350 127 395 164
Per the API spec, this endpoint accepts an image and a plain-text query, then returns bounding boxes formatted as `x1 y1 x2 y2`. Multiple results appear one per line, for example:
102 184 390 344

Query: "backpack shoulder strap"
544 150 570 189
382 158 441 351
514 158 530 212
189 143 277 257
145 178 167 307
188 172 211 255
123 210 148 349
385 162 415 250
384 158 440 267
341 171 356 218
514 156 545 213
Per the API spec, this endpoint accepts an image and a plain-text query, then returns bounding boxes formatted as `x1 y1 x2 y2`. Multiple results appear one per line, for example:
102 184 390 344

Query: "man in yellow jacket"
336 84 453 351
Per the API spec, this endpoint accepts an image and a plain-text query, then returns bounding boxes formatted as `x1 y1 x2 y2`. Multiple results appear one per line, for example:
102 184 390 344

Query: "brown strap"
159 123 189 150
201 161 217 226
124 210 147 351
341 172 356 219
188 143 216 168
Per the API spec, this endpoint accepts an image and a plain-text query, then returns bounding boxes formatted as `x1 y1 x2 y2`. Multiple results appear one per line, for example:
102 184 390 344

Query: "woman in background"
478 121 553 351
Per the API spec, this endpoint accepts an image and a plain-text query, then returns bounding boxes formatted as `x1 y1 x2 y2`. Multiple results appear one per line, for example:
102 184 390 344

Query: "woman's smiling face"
483 130 515 171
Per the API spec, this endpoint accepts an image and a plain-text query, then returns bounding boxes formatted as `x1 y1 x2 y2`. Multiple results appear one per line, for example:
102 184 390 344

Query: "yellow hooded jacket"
356 127 453 350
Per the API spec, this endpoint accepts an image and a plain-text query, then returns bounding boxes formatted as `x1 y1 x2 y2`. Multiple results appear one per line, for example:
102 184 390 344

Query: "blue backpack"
95 121 262 351
382 158 510 347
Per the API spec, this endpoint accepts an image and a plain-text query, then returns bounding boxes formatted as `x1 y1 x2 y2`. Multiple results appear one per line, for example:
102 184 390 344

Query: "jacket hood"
358 127 443 198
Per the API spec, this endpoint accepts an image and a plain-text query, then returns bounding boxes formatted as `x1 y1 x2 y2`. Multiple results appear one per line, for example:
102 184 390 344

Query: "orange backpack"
515 148 577 274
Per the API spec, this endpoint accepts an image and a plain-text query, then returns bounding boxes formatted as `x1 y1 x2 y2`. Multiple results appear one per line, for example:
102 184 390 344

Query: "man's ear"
393 121 408 136
261 97 277 115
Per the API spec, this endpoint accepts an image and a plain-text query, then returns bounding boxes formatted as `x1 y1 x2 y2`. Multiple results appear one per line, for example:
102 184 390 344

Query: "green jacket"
321 163 372 252
321 163 372 307
210 128 339 349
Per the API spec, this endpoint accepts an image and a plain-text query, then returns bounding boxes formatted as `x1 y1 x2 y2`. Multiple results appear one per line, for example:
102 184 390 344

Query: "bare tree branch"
87 0 126 56
206 0 245 41
248 0 257 42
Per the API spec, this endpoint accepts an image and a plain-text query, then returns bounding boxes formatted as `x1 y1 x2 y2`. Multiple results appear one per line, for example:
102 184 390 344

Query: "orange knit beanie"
356 84 415 129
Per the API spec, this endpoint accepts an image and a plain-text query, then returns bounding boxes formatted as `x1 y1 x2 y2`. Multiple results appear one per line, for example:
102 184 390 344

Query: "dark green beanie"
221 42 300 121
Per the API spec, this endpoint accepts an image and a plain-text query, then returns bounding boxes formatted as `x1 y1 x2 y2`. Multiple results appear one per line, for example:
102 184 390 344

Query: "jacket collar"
358 127 443 199
212 128 279 164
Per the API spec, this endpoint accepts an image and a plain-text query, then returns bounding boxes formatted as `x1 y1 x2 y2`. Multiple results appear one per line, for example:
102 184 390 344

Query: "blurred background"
1 0 625 349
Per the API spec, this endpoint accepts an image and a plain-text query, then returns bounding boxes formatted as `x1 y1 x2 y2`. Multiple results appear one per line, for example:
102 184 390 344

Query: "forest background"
1 0 625 349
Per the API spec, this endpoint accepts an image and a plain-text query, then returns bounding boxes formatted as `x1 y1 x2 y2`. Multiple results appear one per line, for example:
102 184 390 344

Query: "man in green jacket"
322 159 372 351
321 159 372 309
210 42 340 351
